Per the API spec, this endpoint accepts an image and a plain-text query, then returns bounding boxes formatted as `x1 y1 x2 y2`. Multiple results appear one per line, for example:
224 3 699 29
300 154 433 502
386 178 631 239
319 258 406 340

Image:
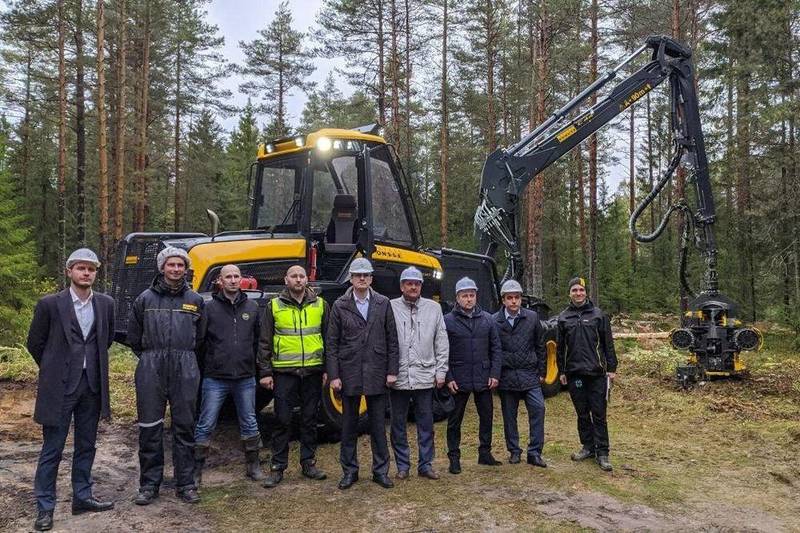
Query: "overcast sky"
207 0 347 132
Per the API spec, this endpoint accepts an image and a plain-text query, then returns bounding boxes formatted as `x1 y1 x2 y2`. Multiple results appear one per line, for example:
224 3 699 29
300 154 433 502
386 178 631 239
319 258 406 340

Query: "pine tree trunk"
113 0 127 242
389 0 400 150
377 0 386 125
277 34 285 134
21 51 32 200
74 0 87 244
486 0 496 152
97 0 110 285
404 0 412 167
647 92 655 232
439 0 448 247
57 0 67 285
588 0 599 302
174 25 182 231
135 0 151 232
672 0 687 310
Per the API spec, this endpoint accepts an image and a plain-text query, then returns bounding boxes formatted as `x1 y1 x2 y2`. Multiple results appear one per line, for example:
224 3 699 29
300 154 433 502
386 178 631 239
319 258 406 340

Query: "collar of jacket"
454 303 483 318
495 308 526 323
567 299 594 313
278 286 319 307
212 289 247 306
151 273 188 295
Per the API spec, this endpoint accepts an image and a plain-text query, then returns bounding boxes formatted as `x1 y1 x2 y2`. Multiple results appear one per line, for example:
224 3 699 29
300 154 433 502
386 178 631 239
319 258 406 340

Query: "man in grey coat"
327 258 400 490
389 267 449 480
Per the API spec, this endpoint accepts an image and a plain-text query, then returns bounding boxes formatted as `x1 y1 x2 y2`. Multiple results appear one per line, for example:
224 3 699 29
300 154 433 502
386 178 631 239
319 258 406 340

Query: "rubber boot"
242 435 266 482
194 442 209 487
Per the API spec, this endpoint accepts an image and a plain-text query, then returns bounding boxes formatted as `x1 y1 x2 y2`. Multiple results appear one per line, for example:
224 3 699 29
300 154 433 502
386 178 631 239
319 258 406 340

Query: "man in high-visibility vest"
258 265 329 487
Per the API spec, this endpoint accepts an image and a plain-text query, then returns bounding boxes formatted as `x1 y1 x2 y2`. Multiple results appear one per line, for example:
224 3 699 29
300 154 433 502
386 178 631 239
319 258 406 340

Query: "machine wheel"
541 338 562 398
318 382 370 441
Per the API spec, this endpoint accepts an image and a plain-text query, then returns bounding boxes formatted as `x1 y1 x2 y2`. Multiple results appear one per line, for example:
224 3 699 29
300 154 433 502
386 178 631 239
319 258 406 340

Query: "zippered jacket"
390 296 449 390
556 299 617 376
198 290 261 380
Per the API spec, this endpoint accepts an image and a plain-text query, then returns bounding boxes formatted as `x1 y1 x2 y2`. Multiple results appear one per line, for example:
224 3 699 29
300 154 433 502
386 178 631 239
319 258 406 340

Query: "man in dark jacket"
444 277 503 474
557 276 618 472
258 265 329 487
27 248 115 531
494 279 547 468
193 264 264 486
128 247 204 505
327 258 400 490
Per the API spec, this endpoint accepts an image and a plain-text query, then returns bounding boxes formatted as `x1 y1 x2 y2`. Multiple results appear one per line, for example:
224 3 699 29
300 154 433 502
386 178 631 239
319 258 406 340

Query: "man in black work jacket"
128 247 204 505
557 277 618 472
194 264 264 486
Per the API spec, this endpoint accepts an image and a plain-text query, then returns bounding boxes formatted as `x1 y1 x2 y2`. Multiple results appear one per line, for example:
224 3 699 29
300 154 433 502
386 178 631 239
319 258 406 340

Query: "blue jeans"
499 387 545 457
390 388 435 473
194 377 260 443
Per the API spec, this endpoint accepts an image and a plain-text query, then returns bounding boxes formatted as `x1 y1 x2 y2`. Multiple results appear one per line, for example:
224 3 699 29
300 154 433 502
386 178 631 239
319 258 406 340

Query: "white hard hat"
455 277 478 293
157 246 191 271
500 279 523 295
400 266 423 282
66 248 100 268
349 257 374 274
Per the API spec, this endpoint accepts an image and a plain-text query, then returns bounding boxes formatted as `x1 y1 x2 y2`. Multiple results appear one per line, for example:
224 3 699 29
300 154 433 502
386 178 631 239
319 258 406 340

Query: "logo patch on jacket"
241 313 250 321
182 303 198 312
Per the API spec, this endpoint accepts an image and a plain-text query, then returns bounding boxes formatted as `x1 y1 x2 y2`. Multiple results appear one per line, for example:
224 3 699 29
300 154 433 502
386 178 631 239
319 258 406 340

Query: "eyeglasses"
352 273 372 278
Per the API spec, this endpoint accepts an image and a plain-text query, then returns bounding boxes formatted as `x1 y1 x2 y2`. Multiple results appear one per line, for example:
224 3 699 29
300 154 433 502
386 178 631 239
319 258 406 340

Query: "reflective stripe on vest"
271 297 324 368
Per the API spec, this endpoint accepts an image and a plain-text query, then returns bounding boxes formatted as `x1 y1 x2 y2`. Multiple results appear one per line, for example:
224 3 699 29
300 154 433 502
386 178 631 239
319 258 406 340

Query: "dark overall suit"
26 289 115 512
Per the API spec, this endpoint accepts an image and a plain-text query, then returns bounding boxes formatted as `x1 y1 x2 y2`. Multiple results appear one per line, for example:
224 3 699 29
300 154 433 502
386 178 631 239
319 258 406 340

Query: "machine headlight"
432 269 443 280
316 136 332 151
670 328 695 350
265 143 275 154
294 136 305 147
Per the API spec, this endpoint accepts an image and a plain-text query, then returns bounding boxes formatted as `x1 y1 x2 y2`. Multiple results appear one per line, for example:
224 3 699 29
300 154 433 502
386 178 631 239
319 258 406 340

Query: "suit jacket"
26 288 115 426
326 287 400 396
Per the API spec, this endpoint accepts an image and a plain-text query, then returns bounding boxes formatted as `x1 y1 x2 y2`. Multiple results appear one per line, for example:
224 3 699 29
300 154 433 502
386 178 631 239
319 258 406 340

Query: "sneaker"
596 455 613 471
570 447 594 461
262 468 284 488
176 487 200 504
134 487 159 506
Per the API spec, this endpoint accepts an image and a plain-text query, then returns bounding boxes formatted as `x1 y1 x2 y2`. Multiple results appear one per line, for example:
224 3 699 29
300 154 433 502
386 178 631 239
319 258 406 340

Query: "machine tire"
318 382 370 441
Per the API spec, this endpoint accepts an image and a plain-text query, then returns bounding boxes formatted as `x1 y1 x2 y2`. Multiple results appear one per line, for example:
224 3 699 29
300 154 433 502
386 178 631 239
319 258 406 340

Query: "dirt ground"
2 329 799 532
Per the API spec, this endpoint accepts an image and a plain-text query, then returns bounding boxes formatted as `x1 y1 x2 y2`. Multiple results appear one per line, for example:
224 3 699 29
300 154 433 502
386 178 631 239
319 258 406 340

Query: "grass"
196 328 800 531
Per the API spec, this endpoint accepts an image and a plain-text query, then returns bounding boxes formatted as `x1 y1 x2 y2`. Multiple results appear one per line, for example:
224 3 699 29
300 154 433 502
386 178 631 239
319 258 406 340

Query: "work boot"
33 510 53 531
176 487 200 504
596 455 613 472
134 487 159 506
448 454 461 475
478 453 502 466
262 467 284 488
194 442 210 487
570 447 594 461
301 459 327 480
509 451 521 464
242 436 266 482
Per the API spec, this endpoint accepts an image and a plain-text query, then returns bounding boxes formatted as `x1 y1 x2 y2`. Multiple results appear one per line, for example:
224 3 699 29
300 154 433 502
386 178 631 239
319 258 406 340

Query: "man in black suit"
26 248 116 531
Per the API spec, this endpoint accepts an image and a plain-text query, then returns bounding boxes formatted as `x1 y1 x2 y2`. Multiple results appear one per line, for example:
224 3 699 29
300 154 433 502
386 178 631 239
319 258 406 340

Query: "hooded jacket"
258 287 329 377
127 274 203 358
556 299 617 376
443 304 502 392
199 290 261 380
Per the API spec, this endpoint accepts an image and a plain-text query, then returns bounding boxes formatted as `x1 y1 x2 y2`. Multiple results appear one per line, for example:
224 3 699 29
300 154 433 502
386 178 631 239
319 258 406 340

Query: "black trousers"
271 372 323 469
340 393 389 476
566 374 610 455
446 389 494 458
34 371 100 511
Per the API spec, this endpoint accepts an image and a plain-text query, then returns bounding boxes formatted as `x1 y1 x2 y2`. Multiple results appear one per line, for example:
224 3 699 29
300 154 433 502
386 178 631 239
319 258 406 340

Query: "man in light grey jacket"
389 266 449 480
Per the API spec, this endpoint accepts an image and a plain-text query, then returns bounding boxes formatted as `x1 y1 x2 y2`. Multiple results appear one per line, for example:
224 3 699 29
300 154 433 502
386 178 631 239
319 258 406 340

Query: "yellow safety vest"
271 297 324 368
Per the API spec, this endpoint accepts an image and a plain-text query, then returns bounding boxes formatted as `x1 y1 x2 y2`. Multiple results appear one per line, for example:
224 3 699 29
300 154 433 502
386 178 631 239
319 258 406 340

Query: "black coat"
556 299 618 376
493 308 546 391
326 287 400 396
26 289 115 426
198 291 261 380
444 305 502 392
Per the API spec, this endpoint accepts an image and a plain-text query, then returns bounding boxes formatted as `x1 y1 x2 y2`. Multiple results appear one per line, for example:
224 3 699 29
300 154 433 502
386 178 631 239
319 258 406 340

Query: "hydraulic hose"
629 149 683 243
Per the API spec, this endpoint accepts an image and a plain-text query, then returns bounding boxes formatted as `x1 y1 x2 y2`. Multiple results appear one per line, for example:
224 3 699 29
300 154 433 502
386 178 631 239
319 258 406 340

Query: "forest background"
0 0 797 346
